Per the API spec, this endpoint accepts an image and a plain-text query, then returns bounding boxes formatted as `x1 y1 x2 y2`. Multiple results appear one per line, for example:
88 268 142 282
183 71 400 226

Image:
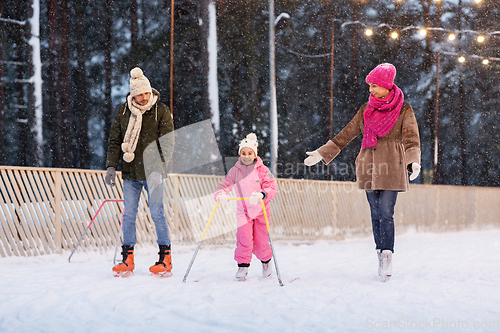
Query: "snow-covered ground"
1 229 500 333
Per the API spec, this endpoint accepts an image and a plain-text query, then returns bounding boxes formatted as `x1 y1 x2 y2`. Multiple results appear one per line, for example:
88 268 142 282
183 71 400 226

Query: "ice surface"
1 229 499 332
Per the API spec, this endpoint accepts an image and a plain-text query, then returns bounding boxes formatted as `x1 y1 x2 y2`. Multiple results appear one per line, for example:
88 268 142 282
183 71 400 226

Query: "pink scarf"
362 84 404 149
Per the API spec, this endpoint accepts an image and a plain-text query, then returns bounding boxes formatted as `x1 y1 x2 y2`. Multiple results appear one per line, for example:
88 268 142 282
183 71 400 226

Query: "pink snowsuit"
214 157 277 265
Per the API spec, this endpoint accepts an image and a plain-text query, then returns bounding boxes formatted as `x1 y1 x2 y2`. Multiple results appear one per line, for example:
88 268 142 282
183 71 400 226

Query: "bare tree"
103 0 113 165
130 0 138 48
59 0 71 167
199 0 210 121
349 0 360 104
0 2 5 164
15 0 28 166
28 0 43 167
73 0 89 169
25 0 36 167
46 0 61 166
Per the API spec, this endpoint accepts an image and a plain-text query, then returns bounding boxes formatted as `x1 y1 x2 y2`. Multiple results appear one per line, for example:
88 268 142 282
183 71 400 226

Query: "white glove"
249 192 264 205
216 193 228 205
304 150 322 166
409 163 421 181
147 171 163 191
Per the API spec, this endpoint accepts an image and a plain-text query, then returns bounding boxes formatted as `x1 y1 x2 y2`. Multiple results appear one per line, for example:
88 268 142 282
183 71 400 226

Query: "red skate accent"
151 271 173 278
113 271 134 278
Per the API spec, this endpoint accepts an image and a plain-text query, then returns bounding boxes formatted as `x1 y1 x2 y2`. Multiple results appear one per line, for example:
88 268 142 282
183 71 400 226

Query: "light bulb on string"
365 29 373 37
477 35 485 43
458 56 466 63
419 28 427 37
482 59 489 65
390 31 399 39
474 0 482 4
448 33 456 41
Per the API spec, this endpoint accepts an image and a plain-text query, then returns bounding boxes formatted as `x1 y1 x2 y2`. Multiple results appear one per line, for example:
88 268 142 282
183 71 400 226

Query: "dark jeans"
122 179 170 247
365 190 398 253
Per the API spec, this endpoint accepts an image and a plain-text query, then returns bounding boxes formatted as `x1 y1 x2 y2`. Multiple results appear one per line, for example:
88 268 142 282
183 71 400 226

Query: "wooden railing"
1 166 500 257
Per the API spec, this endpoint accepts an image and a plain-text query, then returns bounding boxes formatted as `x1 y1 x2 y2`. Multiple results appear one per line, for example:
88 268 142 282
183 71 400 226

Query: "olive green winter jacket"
106 89 174 181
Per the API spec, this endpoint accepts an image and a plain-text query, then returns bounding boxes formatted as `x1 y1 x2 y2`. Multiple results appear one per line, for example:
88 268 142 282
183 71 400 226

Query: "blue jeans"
365 190 398 253
122 180 170 247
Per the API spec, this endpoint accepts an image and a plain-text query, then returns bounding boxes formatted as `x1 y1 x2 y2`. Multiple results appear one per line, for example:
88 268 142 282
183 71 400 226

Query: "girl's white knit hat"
129 67 152 97
238 133 258 156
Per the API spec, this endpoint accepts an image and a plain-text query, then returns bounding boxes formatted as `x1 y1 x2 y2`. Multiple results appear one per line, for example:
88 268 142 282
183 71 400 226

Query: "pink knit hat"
365 63 396 90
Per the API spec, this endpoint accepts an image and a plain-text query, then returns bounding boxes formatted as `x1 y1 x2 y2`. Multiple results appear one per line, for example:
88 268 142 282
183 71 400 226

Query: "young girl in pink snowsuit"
214 133 277 281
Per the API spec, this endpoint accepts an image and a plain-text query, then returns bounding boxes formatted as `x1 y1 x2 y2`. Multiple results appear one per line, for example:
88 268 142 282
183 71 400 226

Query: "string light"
474 0 482 3
283 19 500 66
337 18 500 65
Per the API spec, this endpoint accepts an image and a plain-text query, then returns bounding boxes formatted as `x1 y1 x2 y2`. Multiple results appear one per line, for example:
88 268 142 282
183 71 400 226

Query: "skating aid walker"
182 197 284 286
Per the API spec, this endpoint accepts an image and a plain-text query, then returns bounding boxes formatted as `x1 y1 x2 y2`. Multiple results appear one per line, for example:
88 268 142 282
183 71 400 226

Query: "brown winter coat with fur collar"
317 101 420 192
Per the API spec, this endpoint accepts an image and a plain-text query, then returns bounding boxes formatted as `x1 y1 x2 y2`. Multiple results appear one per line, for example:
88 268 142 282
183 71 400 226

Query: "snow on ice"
1 229 500 332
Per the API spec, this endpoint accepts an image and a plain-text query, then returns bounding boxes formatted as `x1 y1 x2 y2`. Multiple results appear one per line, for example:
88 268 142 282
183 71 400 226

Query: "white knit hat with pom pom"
238 133 258 156
129 67 152 97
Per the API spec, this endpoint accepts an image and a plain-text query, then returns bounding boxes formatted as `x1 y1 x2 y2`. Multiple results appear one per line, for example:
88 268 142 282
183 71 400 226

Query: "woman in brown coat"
304 63 421 281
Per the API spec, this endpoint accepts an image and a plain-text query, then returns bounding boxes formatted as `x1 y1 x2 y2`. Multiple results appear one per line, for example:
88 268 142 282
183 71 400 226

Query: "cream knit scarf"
121 93 158 163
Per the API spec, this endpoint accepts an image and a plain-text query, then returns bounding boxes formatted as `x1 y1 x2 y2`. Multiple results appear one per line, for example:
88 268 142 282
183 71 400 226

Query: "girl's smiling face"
368 83 390 99
240 147 256 165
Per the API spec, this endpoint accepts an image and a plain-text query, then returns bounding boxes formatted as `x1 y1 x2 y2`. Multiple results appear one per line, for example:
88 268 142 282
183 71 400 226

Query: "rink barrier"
1 166 500 257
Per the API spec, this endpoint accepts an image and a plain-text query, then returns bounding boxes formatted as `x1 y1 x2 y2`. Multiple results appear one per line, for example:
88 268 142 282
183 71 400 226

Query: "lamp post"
269 1 289 176
269 0 277 175
433 52 441 185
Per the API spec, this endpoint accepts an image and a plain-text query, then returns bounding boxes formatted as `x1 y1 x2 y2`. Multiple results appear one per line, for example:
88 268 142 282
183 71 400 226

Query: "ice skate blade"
151 271 173 278
113 271 134 278
383 275 391 282
236 277 247 282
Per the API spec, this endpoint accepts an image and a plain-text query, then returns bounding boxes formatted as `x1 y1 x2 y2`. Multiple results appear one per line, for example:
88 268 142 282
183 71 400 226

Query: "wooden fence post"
332 183 338 240
54 170 62 254
435 186 440 230
173 174 181 238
